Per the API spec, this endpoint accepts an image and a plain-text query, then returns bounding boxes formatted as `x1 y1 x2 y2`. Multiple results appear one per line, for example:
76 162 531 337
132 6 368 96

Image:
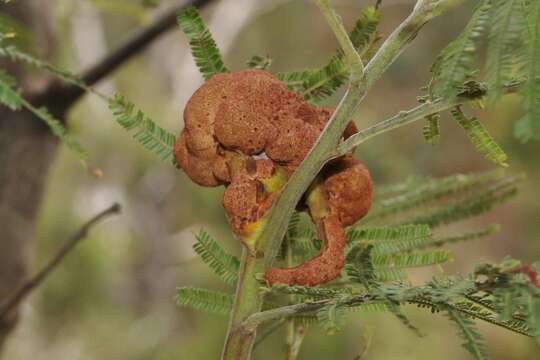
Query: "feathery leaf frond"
346 224 432 256
386 302 423 337
450 107 508 167
515 0 540 142
426 224 500 248
0 44 85 87
108 94 176 161
177 6 228 80
366 170 505 224
0 69 21 110
175 287 233 315
527 293 540 344
445 308 489 360
287 211 302 239
423 113 441 145
278 6 380 103
270 284 350 299
28 106 88 163
486 0 525 105
193 229 240 286
347 224 431 243
317 300 347 334
0 70 88 163
247 55 272 70
371 250 449 268
431 0 491 97
408 173 522 227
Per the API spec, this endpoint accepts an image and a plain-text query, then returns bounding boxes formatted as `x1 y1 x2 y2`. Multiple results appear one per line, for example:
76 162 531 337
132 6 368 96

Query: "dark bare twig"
38 0 215 109
0 203 121 318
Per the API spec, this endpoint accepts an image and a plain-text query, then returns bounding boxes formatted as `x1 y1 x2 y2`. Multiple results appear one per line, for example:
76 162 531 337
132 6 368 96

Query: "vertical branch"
314 0 364 79
284 236 305 360
221 249 265 360
221 1 467 359
260 0 465 268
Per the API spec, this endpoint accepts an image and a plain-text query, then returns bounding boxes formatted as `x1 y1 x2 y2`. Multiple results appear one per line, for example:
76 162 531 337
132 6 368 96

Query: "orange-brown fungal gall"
265 214 346 286
174 69 373 286
265 157 372 286
322 156 372 226
174 132 221 187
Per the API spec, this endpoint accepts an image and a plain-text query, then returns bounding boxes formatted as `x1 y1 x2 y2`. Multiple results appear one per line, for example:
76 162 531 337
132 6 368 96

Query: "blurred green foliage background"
2 0 540 359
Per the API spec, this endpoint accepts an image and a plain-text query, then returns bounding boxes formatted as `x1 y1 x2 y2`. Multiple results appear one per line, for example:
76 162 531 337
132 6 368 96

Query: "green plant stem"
221 249 265 360
260 0 463 268
314 0 364 74
221 1 467 358
336 97 465 156
242 293 532 339
245 294 380 328
284 237 305 360
285 237 296 359
336 78 524 156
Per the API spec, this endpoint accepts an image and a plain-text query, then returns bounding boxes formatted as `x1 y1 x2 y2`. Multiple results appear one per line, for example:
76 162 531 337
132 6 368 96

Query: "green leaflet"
222 264 540 345
451 107 508 167
346 224 432 256
347 224 431 243
373 268 408 282
175 287 233 315
246 55 272 70
177 6 229 80
27 106 88 163
486 0 525 105
0 70 88 164
386 302 423 337
527 293 540 344
445 308 489 360
408 174 522 227
373 175 428 199
425 224 500 248
422 113 441 145
108 94 176 161
193 229 240 286
365 170 506 224
456 298 531 337
270 284 350 299
316 299 348 334
371 250 449 268
1 40 176 163
431 0 491 97
515 0 540 142
278 5 380 103
0 13 32 49
353 302 388 312
0 44 85 88
346 246 448 284
0 69 21 110
345 247 378 286
287 211 302 239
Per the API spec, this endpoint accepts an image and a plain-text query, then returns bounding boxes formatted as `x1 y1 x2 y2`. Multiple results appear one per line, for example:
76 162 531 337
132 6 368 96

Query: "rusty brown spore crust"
265 156 372 286
174 69 373 286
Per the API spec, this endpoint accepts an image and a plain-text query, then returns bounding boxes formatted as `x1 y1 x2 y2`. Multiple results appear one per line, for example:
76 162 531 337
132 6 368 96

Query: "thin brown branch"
0 203 121 318
39 0 215 108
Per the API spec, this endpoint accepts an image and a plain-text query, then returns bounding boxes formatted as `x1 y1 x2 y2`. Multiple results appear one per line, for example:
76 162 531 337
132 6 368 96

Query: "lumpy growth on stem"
175 69 372 285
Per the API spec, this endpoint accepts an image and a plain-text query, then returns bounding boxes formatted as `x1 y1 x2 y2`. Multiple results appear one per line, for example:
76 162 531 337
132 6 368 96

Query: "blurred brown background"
1 0 539 359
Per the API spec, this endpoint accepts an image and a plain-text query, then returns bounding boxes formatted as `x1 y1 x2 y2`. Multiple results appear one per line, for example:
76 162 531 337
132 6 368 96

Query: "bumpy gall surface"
175 69 372 286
